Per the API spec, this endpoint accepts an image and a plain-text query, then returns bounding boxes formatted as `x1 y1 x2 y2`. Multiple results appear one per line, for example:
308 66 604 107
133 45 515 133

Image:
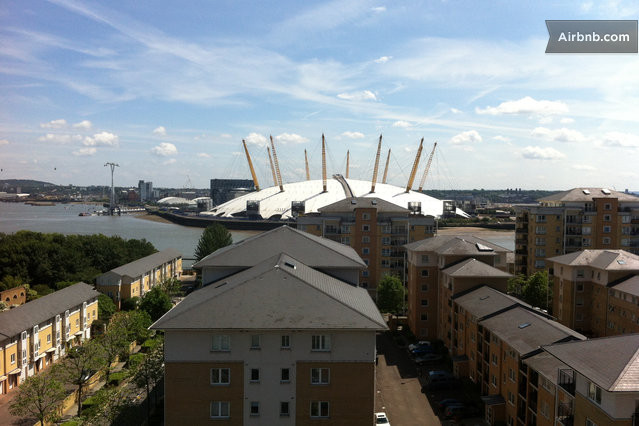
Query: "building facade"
297 197 436 296
404 235 510 340
0 286 27 308
515 188 639 276
0 283 99 396
96 248 182 308
152 252 386 426
138 180 153 202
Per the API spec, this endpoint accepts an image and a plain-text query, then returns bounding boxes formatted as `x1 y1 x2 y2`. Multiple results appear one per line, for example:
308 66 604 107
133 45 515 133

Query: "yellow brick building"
0 282 99 396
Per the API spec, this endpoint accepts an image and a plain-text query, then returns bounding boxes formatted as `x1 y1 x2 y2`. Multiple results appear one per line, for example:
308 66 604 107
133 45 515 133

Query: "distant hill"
1 179 56 191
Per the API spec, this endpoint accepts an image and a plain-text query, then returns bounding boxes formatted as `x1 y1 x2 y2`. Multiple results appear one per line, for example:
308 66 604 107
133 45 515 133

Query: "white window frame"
588 382 602 404
280 368 290 383
250 334 260 349
311 335 331 351
310 401 329 418
281 335 290 349
210 368 230 385
250 368 260 383
311 367 330 385
250 401 260 416
211 334 230 351
280 401 290 417
210 401 230 419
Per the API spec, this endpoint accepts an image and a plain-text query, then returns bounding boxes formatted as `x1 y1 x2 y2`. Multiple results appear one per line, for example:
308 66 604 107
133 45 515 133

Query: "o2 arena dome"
201 175 468 220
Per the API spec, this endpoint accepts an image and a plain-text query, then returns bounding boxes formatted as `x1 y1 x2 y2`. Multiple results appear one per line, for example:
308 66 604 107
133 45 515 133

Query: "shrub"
107 371 129 387
127 353 145 370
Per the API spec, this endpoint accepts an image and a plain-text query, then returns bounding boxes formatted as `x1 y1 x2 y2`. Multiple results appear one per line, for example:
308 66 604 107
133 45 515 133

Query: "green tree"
376 275 405 314
140 287 172 322
522 271 550 309
97 313 130 383
194 224 233 262
507 274 527 297
120 310 153 343
58 341 105 417
158 277 183 297
9 368 67 426
133 345 164 422
121 296 140 311
98 294 117 321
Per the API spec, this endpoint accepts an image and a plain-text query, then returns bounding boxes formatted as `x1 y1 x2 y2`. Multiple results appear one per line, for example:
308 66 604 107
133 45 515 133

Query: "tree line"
0 231 156 294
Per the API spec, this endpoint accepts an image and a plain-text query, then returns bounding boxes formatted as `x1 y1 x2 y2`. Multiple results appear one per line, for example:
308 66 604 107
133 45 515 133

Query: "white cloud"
245 132 268 147
197 153 211 158
39 133 83 144
374 56 392 64
450 130 482 145
151 142 178 156
493 135 510 142
476 96 569 116
538 117 553 124
337 90 377 101
220 133 232 139
153 126 167 136
531 127 586 143
371 6 386 13
450 108 462 114
521 146 565 160
163 158 177 165
341 131 365 139
83 131 119 147
392 120 411 128
601 131 639 148
72 120 92 130
0 139 9 145
72 147 96 156
572 164 596 171
275 133 309 144
40 119 67 129
560 117 575 124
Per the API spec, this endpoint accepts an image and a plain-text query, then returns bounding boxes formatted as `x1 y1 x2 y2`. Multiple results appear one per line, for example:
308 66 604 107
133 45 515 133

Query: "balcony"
324 226 339 235
558 369 575 396
565 228 582 236
391 227 407 235
516 249 527 255
557 402 574 426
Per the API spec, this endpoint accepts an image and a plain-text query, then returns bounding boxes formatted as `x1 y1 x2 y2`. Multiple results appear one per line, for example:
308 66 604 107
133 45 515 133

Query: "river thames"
0 202 514 267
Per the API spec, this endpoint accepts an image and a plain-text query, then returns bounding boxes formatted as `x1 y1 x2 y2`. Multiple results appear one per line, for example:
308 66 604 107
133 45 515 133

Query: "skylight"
518 323 531 329
582 189 591 195
602 189 611 195
479 295 490 301
284 261 296 269
617 259 626 265
476 243 494 252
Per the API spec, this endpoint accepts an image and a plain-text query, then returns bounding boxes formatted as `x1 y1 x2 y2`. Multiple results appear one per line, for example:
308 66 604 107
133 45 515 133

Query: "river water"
0 202 514 267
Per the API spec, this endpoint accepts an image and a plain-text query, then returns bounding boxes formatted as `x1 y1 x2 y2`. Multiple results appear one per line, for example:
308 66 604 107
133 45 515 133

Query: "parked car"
408 340 431 351
444 403 466 419
414 353 443 365
437 398 462 414
410 345 436 356
375 412 390 425
422 371 459 391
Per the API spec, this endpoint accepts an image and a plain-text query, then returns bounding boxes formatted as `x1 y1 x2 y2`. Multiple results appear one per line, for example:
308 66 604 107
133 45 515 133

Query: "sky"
1 0 638 190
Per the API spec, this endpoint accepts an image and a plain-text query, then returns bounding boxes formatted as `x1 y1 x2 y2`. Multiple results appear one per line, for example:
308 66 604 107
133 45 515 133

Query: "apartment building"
514 188 639 276
404 235 510 340
152 253 386 426
193 225 366 287
96 248 182 308
0 285 27 308
542 334 639 426
0 282 99 396
548 249 639 336
297 197 435 295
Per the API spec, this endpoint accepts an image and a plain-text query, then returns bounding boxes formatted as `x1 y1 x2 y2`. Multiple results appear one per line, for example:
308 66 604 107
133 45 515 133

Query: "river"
0 202 514 267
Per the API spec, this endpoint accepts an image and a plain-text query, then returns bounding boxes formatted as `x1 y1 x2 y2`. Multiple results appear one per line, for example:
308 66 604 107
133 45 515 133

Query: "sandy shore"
132 212 174 224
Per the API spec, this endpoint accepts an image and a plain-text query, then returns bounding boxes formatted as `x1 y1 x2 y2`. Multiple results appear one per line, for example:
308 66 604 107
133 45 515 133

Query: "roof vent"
617 259 626 265
350 199 357 205
582 189 591 195
284 261 296 269
371 199 378 205
479 295 490 301
602 188 611 195
518 323 531 329
215 281 228 288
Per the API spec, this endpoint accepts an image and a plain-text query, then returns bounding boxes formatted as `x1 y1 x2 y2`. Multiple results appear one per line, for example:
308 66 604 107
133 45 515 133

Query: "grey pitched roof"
107 248 182 278
152 253 386 331
612 275 639 297
0 283 100 339
318 197 409 214
524 351 568 385
548 250 639 271
193 226 366 269
543 334 639 392
454 286 529 319
538 188 639 203
405 235 510 255
442 258 511 278
479 306 585 356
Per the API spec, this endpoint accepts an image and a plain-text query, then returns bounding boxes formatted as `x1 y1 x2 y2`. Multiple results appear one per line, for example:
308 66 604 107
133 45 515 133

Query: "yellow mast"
382 148 391 184
269 135 284 192
242 140 260 191
346 150 350 179
418 142 437 192
405 138 423 193
267 147 278 186
304 149 311 181
370 134 382 193
322 134 327 193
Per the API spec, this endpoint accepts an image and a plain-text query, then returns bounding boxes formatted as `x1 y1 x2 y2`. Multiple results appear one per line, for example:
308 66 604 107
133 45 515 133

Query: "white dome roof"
201 178 468 220
157 196 195 205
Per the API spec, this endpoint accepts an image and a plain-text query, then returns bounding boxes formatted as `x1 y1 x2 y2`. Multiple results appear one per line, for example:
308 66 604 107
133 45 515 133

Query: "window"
492 353 498 365
421 255 429 263
281 335 290 349
340 236 350 245
311 368 330 384
250 401 260 416
603 237 611 244
540 400 550 418
47 334 51 343
535 260 545 268
382 236 390 245
312 335 331 351
588 382 602 404
381 248 391 256
420 270 429 277
362 236 370 243
381 259 390 268
535 237 546 246
576 283 584 292
535 248 546 257
603 214 611 222
586 419 597 426
421 284 428 292
210 401 230 419
250 368 260 382
310 401 329 418
491 375 497 387
250 335 260 349
622 216 631 223
340 225 350 233
362 270 369 278
280 402 290 417
362 224 370 232
603 225 611 233
507 391 515 405
281 368 290 382
583 226 592 235
210 368 230 385
535 226 546 234
421 299 428 306
420 314 427 321
509 368 515 381
604 203 611 210
362 247 370 255
211 335 230 351
362 213 370 220
10 353 15 364
583 237 592 247
536 215 546 222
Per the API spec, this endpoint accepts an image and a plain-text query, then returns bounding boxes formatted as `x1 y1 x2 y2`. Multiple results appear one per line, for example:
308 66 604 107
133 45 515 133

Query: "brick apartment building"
0 282 99 396
514 188 639 276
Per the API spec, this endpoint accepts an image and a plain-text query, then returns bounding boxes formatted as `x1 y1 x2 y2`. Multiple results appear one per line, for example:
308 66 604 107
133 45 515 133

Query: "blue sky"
1 0 638 190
